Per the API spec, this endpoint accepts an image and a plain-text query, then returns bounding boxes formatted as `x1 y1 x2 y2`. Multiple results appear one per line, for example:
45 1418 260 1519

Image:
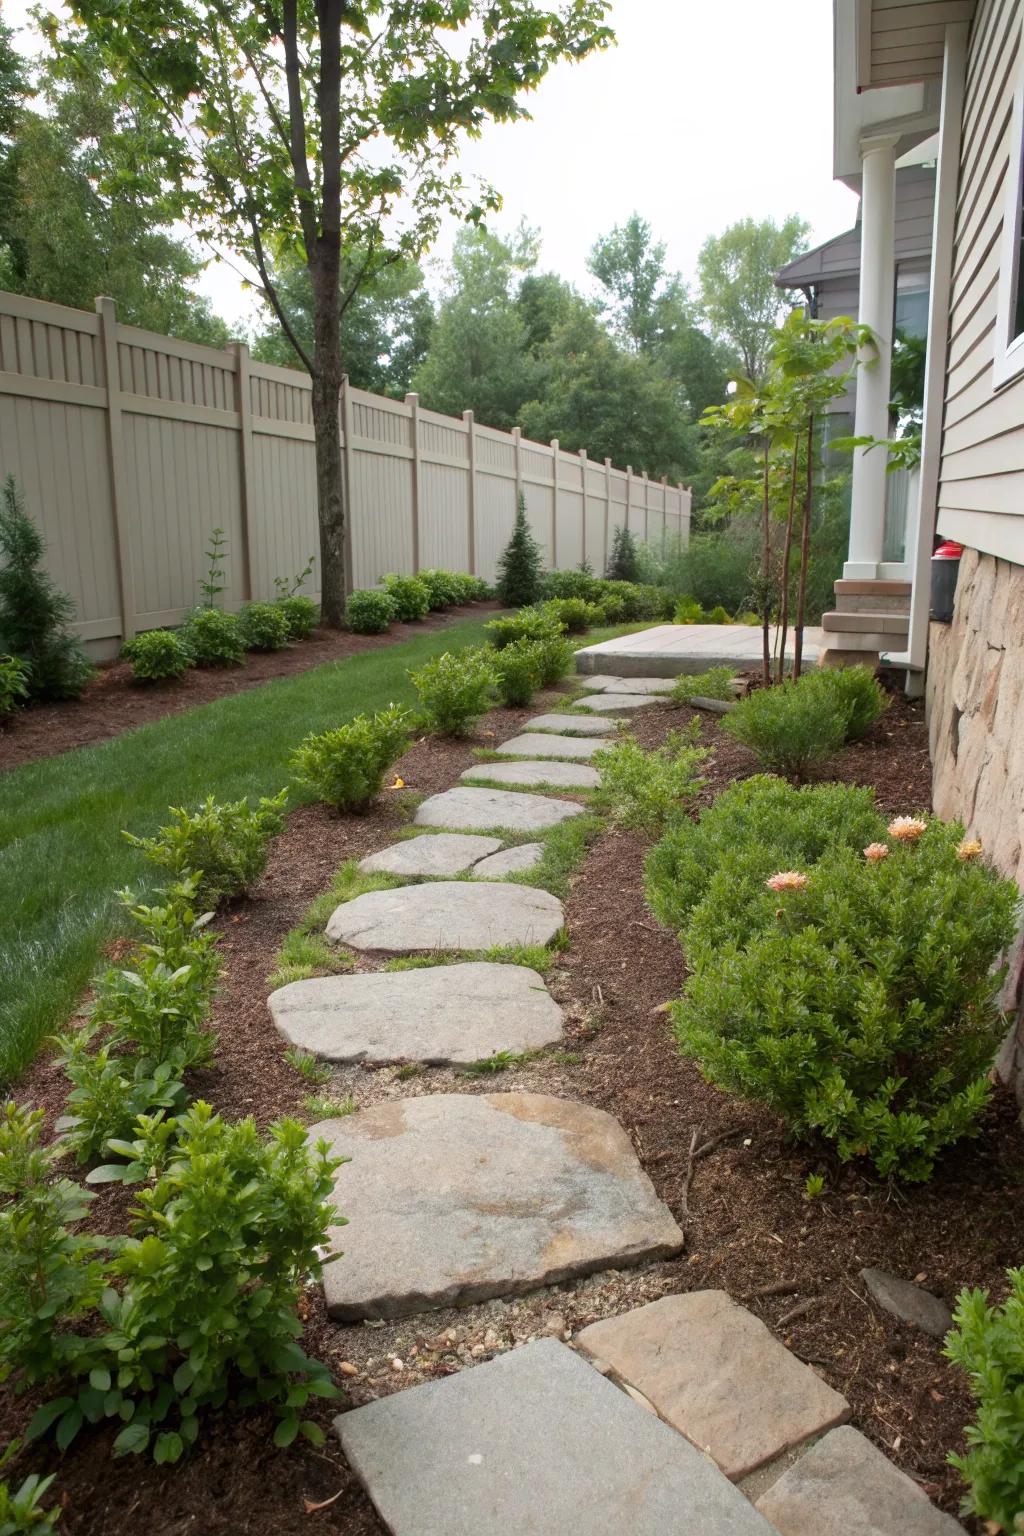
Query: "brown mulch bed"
4 682 1020 1534
0 603 499 773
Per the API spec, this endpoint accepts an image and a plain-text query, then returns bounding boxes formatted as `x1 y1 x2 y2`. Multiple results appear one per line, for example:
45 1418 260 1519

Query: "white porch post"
846 133 900 580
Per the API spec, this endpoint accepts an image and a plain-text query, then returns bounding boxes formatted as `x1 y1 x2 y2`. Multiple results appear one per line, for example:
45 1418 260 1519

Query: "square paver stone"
575 1291 850 1480
336 1337 779 1536
312 1093 684 1320
359 833 502 877
575 692 662 712
526 713 615 736
415 785 585 833
325 880 564 953
755 1425 967 1536
460 759 598 790
496 732 606 760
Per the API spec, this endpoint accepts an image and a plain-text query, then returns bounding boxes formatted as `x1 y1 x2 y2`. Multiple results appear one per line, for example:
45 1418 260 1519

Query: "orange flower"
957 839 983 861
887 816 927 843
863 842 890 862
765 871 809 892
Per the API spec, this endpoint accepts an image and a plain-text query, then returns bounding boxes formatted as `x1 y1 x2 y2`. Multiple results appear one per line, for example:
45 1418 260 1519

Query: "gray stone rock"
587 675 675 695
414 785 585 833
461 759 599 790
575 1292 849 1480
267 962 562 1065
325 881 564 953
312 1093 684 1321
359 833 502 878
860 1268 954 1340
575 692 661 712
496 732 606 760
471 843 544 878
575 673 631 690
755 1425 967 1535
526 713 615 736
337 1339 775 1535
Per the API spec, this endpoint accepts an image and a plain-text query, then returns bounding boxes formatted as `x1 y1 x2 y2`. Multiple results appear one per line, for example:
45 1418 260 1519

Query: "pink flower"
957 839 983 862
765 871 809 892
887 816 928 843
863 843 890 862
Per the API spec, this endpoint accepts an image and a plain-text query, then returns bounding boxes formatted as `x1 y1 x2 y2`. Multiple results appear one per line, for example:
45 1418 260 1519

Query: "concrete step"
822 611 910 636
833 580 911 617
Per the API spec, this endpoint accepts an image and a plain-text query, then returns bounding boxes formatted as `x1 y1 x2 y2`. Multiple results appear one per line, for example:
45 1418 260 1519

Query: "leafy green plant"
543 568 599 602
273 555 315 599
485 607 564 650
123 790 288 909
707 604 730 624
671 666 735 705
804 1173 825 1201
411 648 495 736
239 601 291 651
531 634 575 687
0 475 94 700
418 569 461 609
0 1444 59 1533
723 677 850 780
180 607 246 666
542 597 590 633
945 1267 1024 1529
450 572 489 603
0 654 29 717
674 596 705 625
593 722 710 837
802 665 887 742
496 492 544 607
381 574 430 622
276 594 319 639
291 704 412 811
674 820 1021 1180
284 1047 331 1085
303 1095 356 1121
122 629 194 682
606 525 638 582
346 588 395 634
198 527 229 607
594 586 626 622
492 639 542 707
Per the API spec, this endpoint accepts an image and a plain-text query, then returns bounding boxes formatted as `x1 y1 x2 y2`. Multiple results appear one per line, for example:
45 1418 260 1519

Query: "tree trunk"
761 440 771 687
793 416 815 680
776 441 799 684
309 243 347 628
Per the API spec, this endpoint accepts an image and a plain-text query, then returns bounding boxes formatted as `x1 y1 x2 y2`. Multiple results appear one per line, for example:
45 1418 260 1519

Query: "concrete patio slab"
575 624 823 678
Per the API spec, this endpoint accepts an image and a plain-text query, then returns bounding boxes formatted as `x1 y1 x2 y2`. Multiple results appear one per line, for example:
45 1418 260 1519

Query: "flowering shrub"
124 790 287 910
593 722 710 837
673 818 1020 1180
346 588 395 633
291 704 412 811
239 601 291 651
180 607 246 666
411 648 495 737
381 574 430 622
723 676 850 780
121 629 194 682
945 1267 1024 1528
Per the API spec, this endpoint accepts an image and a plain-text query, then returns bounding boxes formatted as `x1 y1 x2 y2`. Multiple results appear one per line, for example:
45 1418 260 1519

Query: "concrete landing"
575 624 823 679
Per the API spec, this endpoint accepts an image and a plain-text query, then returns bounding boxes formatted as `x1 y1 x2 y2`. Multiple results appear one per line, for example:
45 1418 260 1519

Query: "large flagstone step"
415 785 585 833
325 880 564 953
460 759 599 790
495 732 607 760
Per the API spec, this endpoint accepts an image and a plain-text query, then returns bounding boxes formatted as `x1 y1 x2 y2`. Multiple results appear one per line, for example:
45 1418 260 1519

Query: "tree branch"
281 0 319 259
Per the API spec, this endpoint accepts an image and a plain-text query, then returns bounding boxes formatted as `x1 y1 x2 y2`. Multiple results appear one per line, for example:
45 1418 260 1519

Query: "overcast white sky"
3 0 859 330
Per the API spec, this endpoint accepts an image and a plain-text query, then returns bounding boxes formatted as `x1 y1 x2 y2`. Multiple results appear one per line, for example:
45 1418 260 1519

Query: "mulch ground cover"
0 603 498 772
4 678 1020 1534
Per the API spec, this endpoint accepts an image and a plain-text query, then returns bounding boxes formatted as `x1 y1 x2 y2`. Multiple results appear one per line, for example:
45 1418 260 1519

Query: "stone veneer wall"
926 548 1024 1106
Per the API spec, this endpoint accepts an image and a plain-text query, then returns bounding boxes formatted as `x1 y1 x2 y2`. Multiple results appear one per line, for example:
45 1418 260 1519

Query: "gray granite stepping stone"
268 962 562 1065
472 843 543 878
575 692 661 712
575 673 632 690
860 1268 953 1340
325 881 564 953
586 675 675 694
576 1291 849 1480
336 1338 777 1536
527 712 615 736
415 785 585 833
312 1093 684 1320
359 833 501 878
755 1425 966 1535
497 732 605 760
461 759 598 790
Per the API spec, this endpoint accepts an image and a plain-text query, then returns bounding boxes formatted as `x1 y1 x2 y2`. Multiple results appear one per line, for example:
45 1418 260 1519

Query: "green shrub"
381 573 430 622
707 605 731 624
735 610 761 625
723 678 850 780
346 588 395 634
674 596 705 624
606 525 638 582
492 639 542 707
531 634 575 687
123 790 288 909
0 475 94 700
671 666 736 705
122 629 194 682
544 568 599 602
945 1267 1024 1528
291 704 412 811
0 1449 59 1533
485 607 564 650
418 569 461 610
181 607 246 666
0 654 29 717
542 598 591 633
581 601 607 627
592 584 626 622
411 648 495 737
496 493 544 607
674 819 1020 1180
239 601 291 651
593 722 709 837
276 594 319 639
452 573 490 602
802 664 887 741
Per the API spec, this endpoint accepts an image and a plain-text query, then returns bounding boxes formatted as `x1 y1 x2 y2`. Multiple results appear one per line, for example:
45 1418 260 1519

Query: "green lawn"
0 618 644 1084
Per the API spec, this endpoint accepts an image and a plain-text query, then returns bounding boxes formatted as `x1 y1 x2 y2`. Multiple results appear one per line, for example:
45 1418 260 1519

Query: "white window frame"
993 38 1024 388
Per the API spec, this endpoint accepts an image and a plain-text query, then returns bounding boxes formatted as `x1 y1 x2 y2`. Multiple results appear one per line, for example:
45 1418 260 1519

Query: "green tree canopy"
697 214 810 383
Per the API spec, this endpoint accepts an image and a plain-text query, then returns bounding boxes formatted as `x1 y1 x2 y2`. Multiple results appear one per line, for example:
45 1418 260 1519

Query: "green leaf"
113 1422 151 1457
56 1405 84 1451
154 1431 184 1464
299 1419 326 1446
273 1416 299 1449
90 1368 113 1391
26 1397 73 1441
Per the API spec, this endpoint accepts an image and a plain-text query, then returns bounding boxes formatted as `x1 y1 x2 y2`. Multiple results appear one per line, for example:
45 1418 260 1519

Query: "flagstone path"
460 759 599 790
496 731 607 760
415 784 586 831
325 879 564 952
526 712 615 735
574 691 664 713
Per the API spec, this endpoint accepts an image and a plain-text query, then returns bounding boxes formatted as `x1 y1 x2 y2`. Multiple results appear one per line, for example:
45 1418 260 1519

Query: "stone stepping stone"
575 673 632 690
415 786 585 833
575 692 662 713
859 1267 953 1340
497 732 605 761
755 1425 966 1535
583 675 675 695
472 843 543 878
326 881 564 953
527 712 614 736
359 833 501 878
575 1291 849 1481
267 962 562 1065
336 1338 776 1536
461 759 598 791
312 1093 683 1320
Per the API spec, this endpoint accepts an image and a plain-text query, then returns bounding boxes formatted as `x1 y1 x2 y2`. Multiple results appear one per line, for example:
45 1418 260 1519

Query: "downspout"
905 21 969 685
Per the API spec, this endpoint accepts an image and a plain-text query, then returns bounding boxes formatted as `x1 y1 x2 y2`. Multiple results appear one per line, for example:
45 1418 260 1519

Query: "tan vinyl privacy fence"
0 290 691 649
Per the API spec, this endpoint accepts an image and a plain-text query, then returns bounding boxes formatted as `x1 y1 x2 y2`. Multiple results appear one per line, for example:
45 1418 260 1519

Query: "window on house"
895 267 930 339
994 49 1024 386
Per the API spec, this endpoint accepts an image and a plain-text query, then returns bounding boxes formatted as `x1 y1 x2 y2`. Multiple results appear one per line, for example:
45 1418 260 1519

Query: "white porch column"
846 133 900 579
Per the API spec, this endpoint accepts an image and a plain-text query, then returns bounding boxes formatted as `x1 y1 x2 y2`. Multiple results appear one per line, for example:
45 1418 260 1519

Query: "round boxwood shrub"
346 589 395 634
181 608 246 667
122 628 194 682
291 704 413 811
381 574 430 622
239 601 291 651
411 647 496 737
418 569 461 610
276 594 319 639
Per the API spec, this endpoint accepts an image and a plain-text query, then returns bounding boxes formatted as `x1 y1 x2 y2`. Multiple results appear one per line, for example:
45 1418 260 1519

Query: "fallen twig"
744 1279 801 1300
304 1489 345 1514
778 1297 818 1328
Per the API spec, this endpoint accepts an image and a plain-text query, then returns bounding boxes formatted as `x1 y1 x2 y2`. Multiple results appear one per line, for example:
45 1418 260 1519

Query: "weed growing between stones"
283 1048 332 1087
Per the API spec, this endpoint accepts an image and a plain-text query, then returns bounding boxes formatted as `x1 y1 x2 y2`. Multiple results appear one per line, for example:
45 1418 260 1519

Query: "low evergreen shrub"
418 570 462 610
593 721 709 837
543 568 599 602
606 525 638 582
123 790 288 909
670 666 735 705
181 607 246 667
531 634 575 686
945 1267 1024 1528
411 648 495 737
803 664 888 741
495 493 544 607
346 588 395 634
707 604 731 624
381 574 430 622
485 608 564 650
291 704 412 811
542 597 591 633
239 601 291 651
122 629 194 682
276 594 319 639
0 653 29 716
492 639 542 706
0 475 94 700
723 677 850 780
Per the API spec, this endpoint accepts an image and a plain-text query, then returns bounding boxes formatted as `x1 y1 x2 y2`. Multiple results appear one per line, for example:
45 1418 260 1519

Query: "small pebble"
337 1361 359 1377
